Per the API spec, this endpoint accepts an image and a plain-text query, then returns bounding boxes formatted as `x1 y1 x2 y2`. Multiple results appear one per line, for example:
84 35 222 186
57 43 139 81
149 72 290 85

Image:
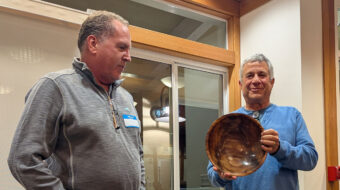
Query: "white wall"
300 0 326 189
240 0 302 108
240 0 326 189
0 12 79 189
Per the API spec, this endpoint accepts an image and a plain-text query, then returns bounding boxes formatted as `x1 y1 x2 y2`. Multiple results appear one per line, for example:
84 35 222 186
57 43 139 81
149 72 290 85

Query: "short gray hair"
240 53 274 80
78 10 129 52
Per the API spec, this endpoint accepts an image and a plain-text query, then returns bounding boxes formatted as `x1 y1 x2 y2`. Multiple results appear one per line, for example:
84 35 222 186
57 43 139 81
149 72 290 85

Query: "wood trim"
166 0 239 17
130 25 234 67
322 0 339 189
164 0 233 19
0 0 86 29
240 0 271 16
227 16 242 112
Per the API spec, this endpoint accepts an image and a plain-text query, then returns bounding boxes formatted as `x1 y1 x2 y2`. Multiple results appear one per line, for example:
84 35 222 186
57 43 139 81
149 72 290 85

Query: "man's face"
95 20 131 84
239 61 274 105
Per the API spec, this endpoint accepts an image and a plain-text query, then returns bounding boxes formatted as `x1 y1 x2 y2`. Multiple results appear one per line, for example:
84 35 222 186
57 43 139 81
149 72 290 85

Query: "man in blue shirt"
207 53 318 190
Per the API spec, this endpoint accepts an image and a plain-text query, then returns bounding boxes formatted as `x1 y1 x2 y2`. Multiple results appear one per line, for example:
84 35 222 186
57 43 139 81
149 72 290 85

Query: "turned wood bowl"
206 113 267 176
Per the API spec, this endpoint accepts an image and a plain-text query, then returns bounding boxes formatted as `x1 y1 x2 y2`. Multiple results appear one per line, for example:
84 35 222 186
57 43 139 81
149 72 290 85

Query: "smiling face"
88 20 131 88
239 61 274 109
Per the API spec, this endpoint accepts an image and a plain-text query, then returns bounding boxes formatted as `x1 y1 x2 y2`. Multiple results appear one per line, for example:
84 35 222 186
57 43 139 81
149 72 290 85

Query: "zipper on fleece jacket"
107 94 118 129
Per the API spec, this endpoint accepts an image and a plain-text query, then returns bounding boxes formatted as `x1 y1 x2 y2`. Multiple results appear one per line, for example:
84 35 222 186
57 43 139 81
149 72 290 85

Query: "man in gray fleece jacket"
8 11 145 190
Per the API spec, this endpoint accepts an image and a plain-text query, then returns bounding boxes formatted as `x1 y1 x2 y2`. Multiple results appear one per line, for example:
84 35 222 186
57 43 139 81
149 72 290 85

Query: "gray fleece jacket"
8 58 145 190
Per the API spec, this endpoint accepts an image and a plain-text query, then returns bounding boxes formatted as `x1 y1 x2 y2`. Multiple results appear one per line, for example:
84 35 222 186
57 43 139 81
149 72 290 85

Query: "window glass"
178 66 223 189
41 0 227 48
121 57 173 190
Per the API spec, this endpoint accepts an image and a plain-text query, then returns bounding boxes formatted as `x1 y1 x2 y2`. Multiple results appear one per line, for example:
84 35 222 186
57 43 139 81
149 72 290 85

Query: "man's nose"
252 75 261 84
123 49 131 62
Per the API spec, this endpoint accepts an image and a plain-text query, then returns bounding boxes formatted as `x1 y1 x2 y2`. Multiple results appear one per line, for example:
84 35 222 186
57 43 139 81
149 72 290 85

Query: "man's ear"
239 80 242 87
87 35 98 54
271 78 275 85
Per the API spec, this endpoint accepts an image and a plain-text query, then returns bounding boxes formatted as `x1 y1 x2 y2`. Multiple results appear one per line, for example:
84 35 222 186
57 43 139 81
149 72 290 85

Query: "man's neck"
245 102 270 111
98 82 109 92
80 56 110 92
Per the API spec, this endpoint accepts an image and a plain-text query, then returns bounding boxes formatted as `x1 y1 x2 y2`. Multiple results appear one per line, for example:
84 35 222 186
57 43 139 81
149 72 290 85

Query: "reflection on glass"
121 57 172 190
178 66 223 189
42 0 227 48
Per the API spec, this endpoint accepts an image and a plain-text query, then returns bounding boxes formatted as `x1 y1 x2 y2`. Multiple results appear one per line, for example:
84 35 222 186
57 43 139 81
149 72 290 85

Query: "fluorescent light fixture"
160 76 184 88
121 73 138 78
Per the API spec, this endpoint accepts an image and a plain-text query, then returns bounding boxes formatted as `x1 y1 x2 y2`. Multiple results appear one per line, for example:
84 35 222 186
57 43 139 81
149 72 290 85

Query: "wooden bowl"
206 113 267 176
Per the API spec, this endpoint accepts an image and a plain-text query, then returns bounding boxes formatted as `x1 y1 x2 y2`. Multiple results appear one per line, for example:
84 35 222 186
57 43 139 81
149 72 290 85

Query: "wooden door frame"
322 0 339 189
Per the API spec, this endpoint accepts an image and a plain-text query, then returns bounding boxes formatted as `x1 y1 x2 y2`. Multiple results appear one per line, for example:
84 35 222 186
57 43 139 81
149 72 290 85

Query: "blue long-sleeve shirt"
207 104 318 190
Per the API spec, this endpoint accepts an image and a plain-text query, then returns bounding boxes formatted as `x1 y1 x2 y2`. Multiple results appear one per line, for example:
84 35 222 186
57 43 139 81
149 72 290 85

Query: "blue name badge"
123 114 139 128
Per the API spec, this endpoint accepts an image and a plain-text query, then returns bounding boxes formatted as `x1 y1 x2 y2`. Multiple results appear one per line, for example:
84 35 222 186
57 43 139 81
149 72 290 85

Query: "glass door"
124 49 227 190
177 66 224 190
121 57 173 190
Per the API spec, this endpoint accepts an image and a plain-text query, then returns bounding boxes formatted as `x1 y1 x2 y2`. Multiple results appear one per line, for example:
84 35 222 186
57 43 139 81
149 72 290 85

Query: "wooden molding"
240 0 271 16
168 0 272 18
164 0 232 19
322 0 339 189
130 25 234 67
0 0 86 29
167 0 240 17
227 16 241 112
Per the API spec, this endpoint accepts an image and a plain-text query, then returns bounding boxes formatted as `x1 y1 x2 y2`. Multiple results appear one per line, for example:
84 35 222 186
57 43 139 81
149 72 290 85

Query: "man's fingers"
213 166 219 172
261 134 279 141
261 139 278 146
261 129 279 151
221 172 237 180
213 166 237 180
261 129 278 136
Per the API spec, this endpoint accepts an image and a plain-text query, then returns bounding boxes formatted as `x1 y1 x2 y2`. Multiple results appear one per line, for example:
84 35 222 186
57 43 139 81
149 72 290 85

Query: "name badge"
123 114 139 128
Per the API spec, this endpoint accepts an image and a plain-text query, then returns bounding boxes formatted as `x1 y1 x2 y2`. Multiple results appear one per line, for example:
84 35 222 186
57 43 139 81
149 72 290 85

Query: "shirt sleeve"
7 77 65 190
272 110 318 171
